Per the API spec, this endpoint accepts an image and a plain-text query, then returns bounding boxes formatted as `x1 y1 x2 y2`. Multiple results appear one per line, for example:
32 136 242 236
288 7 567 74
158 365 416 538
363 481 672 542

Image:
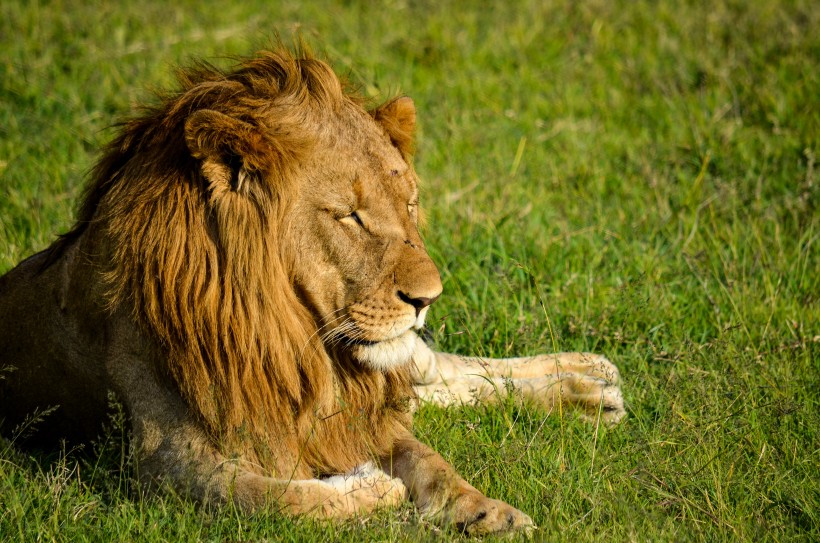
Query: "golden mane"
51 48 414 475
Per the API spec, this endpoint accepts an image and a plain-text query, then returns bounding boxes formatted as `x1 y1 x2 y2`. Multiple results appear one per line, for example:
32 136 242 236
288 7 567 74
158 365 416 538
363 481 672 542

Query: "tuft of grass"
1 1 818 541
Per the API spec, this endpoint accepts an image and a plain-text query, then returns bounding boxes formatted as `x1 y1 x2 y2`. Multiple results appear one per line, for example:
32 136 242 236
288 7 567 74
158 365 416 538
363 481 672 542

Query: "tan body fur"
0 47 622 535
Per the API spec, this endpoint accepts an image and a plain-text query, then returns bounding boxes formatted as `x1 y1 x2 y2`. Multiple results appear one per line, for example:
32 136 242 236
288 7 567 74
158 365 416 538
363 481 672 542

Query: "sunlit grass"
1 0 817 541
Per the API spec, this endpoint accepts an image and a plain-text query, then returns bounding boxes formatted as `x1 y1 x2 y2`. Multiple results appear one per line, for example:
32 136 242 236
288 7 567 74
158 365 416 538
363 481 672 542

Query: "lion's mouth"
343 336 379 347
336 321 416 349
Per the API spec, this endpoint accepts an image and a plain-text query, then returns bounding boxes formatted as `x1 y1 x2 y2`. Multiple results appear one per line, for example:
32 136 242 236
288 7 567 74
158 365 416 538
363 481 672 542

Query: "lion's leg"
107 326 404 518
379 433 533 535
216 462 407 517
318 462 408 514
414 373 625 424
411 340 625 423
128 420 407 518
127 386 406 518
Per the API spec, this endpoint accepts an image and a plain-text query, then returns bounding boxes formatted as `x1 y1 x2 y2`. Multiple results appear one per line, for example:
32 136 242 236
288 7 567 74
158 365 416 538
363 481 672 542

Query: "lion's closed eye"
340 211 365 228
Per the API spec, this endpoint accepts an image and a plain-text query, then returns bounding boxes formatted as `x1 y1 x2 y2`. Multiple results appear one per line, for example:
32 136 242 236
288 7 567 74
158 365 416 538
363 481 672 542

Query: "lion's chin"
352 330 418 371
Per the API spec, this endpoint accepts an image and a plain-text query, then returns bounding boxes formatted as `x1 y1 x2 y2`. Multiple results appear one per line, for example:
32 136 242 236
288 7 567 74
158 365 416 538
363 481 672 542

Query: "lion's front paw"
560 354 625 425
519 353 625 425
449 492 534 536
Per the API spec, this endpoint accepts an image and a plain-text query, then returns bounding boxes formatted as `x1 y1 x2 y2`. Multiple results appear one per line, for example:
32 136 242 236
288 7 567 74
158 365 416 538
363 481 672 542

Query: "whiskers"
296 305 415 367
296 306 345 363
296 307 368 365
321 318 374 350
320 318 356 348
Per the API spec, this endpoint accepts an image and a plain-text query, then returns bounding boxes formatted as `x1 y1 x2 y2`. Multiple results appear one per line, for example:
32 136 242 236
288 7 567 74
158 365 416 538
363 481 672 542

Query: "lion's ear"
371 96 416 159
185 109 269 194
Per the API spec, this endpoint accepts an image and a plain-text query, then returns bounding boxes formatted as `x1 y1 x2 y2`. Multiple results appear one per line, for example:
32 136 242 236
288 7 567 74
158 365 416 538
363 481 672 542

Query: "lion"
0 47 623 535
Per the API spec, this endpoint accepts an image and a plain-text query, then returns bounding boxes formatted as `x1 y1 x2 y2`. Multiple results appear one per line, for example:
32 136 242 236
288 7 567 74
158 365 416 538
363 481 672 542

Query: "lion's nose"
397 291 440 316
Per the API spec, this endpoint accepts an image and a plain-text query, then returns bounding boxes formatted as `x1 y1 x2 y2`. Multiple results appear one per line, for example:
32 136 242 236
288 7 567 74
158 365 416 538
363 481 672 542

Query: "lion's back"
0 244 111 446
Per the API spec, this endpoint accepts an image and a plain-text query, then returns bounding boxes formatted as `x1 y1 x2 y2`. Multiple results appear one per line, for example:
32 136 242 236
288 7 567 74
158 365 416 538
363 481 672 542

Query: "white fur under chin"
353 330 418 371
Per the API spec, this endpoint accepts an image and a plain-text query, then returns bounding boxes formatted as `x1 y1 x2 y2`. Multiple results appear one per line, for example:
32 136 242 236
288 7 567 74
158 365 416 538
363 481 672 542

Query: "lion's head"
52 47 441 474
180 56 442 373
284 94 442 371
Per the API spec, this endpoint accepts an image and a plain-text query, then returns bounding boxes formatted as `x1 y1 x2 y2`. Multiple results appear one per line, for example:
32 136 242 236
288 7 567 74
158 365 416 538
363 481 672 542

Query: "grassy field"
1 0 818 541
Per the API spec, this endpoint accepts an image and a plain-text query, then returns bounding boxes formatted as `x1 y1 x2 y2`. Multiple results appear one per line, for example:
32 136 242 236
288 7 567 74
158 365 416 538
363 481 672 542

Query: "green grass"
1 0 818 541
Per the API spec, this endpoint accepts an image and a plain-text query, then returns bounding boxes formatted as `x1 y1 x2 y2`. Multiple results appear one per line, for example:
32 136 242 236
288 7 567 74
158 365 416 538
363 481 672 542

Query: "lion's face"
184 84 441 372
288 98 442 370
